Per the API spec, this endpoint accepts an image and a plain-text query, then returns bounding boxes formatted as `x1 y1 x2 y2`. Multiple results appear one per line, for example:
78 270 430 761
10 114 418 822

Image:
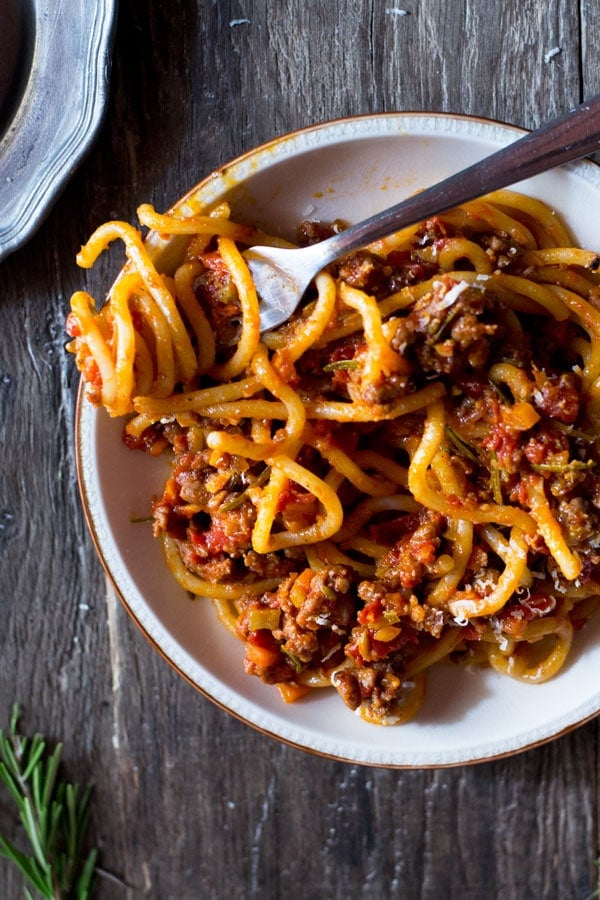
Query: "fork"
244 95 600 332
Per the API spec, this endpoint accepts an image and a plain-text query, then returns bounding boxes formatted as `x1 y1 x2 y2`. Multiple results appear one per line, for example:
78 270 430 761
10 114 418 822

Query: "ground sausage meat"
139 212 600 726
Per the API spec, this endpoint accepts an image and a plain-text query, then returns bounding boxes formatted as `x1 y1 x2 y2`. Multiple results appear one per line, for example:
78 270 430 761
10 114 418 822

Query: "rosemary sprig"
593 857 600 898
0 704 97 899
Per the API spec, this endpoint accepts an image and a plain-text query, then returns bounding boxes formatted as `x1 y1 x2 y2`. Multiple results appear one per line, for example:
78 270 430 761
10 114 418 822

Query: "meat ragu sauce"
67 191 600 725
143 208 600 725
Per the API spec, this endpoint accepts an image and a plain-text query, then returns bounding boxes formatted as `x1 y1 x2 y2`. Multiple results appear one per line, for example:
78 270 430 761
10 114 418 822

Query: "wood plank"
0 0 599 897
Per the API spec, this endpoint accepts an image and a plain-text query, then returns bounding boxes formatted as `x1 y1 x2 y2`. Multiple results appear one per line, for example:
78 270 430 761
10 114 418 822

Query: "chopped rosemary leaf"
530 459 595 473
554 421 597 442
323 359 360 372
219 465 271 512
219 494 246 513
445 425 480 464
430 303 463 342
281 647 303 673
489 451 503 504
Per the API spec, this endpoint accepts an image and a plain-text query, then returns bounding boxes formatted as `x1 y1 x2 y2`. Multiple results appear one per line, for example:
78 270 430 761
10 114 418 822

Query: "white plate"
0 0 116 262
76 113 600 767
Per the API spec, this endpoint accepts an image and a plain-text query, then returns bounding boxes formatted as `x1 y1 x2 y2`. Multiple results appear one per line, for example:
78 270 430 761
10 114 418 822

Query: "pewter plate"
0 0 117 262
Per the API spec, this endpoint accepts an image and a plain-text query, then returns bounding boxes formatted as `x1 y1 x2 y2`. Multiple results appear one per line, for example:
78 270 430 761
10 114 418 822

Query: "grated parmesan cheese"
436 280 470 309
320 642 341 663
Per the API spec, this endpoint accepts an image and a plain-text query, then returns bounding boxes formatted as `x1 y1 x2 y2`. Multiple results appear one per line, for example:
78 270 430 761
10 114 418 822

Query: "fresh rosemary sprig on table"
0 704 97 899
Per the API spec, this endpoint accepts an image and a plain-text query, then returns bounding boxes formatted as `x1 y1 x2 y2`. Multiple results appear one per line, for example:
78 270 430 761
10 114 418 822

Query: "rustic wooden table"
1 1 600 897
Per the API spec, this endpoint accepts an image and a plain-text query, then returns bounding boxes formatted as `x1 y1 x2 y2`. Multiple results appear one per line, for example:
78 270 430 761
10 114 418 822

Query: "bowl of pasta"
70 112 600 766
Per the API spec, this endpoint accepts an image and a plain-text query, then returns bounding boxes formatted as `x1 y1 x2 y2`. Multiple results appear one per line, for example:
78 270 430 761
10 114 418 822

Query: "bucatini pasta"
67 189 600 725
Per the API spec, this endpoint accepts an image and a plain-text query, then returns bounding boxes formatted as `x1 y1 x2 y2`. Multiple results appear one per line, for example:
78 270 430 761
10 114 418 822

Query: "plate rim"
75 110 600 767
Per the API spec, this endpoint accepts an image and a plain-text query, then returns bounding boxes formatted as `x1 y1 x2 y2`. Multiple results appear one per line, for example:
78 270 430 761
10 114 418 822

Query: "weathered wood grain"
1 0 599 897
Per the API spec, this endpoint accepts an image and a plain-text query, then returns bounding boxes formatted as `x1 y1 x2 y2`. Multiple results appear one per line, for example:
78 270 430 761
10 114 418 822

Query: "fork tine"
244 246 310 331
